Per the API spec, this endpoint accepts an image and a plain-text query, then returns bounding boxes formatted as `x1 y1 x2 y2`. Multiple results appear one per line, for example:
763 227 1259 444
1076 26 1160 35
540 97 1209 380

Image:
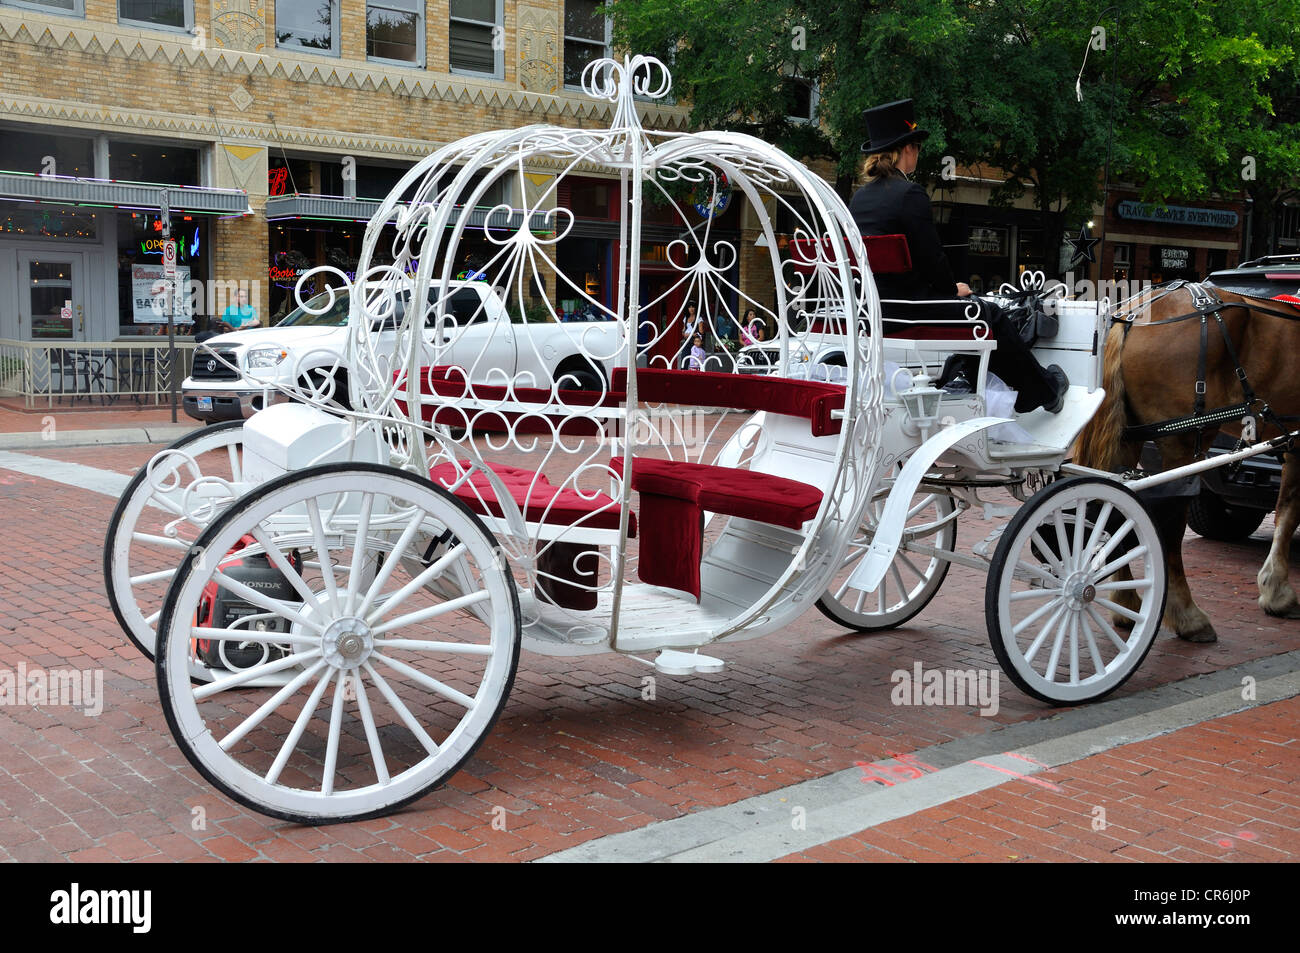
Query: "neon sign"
269 167 289 197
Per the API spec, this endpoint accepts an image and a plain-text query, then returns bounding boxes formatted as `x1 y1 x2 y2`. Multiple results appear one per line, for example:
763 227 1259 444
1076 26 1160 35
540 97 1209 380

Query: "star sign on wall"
1067 224 1098 265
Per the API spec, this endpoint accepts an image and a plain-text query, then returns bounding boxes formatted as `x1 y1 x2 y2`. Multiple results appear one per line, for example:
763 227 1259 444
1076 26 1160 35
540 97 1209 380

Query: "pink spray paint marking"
970 759 1064 792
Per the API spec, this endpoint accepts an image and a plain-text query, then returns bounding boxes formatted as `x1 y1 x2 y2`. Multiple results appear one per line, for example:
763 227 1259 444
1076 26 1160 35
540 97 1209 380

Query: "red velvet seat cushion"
610 368 844 436
611 457 823 529
429 461 633 534
788 234 913 275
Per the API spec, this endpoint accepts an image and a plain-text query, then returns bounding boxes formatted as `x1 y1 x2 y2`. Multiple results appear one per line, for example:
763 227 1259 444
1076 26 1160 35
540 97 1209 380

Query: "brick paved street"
1 436 1297 862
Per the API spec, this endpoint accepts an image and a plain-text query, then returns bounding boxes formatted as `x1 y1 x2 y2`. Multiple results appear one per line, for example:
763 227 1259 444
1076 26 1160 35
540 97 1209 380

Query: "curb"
0 425 196 451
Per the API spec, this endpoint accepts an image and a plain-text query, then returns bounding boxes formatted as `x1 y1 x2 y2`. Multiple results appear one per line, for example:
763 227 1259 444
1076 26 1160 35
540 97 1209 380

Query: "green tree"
609 0 1300 271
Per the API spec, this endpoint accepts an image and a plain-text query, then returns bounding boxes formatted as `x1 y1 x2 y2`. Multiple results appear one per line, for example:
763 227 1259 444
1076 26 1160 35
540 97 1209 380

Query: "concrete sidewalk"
0 403 195 449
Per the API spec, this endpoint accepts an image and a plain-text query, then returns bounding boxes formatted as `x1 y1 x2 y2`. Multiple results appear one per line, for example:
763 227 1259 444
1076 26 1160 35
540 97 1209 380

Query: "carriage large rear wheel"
154 463 520 823
986 477 1166 705
104 420 245 671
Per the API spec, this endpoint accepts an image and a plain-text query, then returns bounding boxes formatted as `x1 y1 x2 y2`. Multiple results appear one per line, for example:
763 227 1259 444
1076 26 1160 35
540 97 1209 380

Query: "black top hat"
860 98 930 154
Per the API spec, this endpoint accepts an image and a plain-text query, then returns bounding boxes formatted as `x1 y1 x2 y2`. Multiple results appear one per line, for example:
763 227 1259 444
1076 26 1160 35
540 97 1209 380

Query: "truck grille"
192 347 240 381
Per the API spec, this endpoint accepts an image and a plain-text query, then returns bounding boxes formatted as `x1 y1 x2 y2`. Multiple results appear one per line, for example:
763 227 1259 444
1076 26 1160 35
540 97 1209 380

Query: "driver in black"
849 99 1068 414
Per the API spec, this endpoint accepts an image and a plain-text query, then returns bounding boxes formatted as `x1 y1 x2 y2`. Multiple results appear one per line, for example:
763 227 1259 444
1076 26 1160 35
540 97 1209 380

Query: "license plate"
196 396 213 412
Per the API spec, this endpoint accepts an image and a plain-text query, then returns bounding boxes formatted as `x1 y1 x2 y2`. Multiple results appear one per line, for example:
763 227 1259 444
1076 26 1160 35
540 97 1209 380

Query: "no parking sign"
162 239 177 278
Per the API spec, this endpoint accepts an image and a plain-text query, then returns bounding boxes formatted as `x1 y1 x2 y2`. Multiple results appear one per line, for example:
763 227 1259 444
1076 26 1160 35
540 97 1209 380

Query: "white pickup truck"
183 280 624 422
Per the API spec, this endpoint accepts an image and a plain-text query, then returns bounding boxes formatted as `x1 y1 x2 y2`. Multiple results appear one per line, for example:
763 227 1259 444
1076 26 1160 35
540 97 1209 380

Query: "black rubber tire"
103 419 244 661
1186 489 1268 541
554 360 605 392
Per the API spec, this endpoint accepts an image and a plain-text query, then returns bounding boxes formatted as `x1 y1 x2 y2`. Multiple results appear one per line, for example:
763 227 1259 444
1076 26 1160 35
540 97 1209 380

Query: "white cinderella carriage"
105 57 1170 822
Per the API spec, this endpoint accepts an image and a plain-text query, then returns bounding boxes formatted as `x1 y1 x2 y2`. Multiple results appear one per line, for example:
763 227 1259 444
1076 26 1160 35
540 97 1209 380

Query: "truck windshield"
275 290 352 328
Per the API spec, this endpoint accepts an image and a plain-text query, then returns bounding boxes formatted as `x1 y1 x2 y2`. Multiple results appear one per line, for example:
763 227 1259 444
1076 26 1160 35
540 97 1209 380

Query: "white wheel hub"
321 617 374 668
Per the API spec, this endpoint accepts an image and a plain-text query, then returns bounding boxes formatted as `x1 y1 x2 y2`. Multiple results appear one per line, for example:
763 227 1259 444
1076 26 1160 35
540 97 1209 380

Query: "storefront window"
0 129 94 177
109 141 200 186
117 212 210 336
0 204 98 240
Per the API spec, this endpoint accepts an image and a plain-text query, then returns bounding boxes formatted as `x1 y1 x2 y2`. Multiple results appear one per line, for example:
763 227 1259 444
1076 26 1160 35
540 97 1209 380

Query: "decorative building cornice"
0 12 691 130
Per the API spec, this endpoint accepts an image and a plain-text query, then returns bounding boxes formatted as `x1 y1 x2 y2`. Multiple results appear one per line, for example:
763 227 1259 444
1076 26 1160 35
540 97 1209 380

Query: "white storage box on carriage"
241 402 385 486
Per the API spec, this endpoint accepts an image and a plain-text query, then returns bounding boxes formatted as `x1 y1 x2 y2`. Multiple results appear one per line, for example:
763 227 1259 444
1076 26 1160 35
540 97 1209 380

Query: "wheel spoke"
1095 577 1153 592
1094 596 1143 624
375 638 493 655
353 670 390 785
1043 610 1070 682
1093 545 1148 581
889 561 909 601
368 542 468 624
1085 604 1130 652
1013 558 1060 588
130 531 191 552
307 498 341 614
1079 501 1114 567
1068 612 1080 685
369 589 491 635
249 525 327 610
355 509 428 619
1079 611 1107 678
372 652 475 709
1023 603 1067 664
1053 508 1071 571
344 493 375 615
1009 587 1059 602
1030 530 1065 575
321 674 347 796
227 444 242 482
362 661 440 757
1072 501 1088 568
1088 517 1135 571
129 567 176 586
216 659 326 749
896 551 929 583
265 668 336 785
196 648 322 700
1012 593 1065 637
191 627 316 647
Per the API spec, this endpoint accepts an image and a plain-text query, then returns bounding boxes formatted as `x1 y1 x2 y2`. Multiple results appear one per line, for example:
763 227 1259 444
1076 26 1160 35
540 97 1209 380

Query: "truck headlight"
246 346 287 373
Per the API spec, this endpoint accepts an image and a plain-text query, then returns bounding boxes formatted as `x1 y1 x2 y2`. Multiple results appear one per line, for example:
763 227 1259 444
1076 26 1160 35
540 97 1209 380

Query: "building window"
564 0 609 89
368 0 424 65
2 0 85 15
449 0 502 77
277 0 340 56
784 76 818 123
118 0 192 31
108 141 200 187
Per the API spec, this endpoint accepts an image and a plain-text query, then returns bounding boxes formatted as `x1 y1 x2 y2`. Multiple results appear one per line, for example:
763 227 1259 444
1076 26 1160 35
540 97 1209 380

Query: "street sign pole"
160 191 177 423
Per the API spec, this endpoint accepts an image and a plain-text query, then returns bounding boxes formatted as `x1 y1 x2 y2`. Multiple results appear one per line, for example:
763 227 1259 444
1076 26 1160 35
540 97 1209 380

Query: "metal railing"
0 338 197 409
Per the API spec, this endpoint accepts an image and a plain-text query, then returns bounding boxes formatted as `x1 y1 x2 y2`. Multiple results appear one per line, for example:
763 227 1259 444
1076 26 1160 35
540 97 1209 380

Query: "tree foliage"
608 0 1300 261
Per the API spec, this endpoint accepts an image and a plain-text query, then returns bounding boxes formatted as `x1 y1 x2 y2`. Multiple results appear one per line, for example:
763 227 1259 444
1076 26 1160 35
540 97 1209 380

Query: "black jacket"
849 175 956 300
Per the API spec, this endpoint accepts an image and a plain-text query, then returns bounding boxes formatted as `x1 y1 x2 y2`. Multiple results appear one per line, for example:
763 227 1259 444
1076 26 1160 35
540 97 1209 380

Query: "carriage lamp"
898 372 944 437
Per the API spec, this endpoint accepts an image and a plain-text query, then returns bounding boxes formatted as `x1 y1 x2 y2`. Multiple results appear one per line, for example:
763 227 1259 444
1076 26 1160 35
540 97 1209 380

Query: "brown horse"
1073 282 1300 642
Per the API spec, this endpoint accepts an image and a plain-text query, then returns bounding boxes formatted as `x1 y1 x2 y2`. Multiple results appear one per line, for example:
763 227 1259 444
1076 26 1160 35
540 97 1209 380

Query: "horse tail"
1072 322 1130 469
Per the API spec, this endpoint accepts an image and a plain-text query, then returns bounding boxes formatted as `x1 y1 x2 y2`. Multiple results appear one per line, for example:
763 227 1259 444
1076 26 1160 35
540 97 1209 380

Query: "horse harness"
1110 280 1299 452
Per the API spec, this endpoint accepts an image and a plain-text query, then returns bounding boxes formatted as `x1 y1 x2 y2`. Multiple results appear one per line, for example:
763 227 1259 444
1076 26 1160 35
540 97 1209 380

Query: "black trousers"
976 299 1060 413
885 297 1059 413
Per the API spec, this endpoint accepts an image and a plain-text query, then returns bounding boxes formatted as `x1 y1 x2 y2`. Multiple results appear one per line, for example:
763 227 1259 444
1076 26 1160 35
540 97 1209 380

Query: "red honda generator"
194 536 303 671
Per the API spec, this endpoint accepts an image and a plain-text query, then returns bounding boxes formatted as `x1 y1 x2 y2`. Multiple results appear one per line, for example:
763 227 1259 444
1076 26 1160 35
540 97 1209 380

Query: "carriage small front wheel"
154 463 521 824
986 477 1167 705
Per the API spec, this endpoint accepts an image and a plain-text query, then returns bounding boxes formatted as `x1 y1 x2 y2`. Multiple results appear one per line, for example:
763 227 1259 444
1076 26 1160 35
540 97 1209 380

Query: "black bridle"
1111 281 1299 449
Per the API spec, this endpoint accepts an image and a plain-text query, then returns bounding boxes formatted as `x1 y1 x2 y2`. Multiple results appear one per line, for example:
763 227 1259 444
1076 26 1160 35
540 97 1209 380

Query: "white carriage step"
653 650 725 676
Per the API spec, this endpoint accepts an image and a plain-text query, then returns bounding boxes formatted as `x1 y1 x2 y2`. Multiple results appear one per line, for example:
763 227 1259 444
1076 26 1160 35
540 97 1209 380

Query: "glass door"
21 253 85 341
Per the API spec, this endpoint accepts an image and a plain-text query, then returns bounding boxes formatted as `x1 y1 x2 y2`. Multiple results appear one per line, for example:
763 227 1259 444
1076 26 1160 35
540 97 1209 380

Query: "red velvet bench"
610 367 844 598
429 460 634 611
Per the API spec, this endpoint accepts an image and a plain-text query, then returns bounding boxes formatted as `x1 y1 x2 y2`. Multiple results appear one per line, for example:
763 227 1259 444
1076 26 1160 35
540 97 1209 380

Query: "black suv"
1164 255 1300 539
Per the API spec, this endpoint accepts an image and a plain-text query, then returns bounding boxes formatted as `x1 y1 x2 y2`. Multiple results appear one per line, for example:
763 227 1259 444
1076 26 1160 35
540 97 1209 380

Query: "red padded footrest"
610 456 823 597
